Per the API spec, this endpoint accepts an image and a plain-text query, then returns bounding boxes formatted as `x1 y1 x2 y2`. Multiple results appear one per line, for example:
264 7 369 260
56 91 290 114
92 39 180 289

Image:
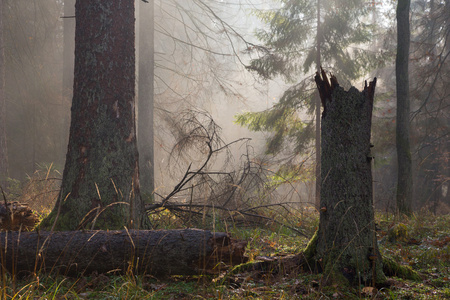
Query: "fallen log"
0 229 247 277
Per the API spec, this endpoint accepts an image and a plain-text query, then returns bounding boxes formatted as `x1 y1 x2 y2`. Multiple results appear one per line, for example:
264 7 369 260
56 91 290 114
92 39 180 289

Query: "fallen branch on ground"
146 202 309 237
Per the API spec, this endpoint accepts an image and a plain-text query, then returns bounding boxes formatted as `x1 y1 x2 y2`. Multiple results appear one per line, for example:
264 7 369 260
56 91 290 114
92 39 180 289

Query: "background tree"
360 0 449 212
0 0 7 189
314 0 321 207
150 0 258 194
409 0 449 211
137 0 155 198
61 0 75 163
236 0 382 207
395 0 413 215
3 0 267 215
4 0 65 180
41 0 151 230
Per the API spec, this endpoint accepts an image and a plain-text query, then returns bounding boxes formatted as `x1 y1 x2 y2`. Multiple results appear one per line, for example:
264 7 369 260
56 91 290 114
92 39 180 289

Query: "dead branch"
151 110 311 237
146 202 308 238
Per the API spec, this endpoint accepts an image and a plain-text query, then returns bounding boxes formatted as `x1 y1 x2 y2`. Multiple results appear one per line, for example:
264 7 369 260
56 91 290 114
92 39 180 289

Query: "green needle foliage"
237 0 387 171
247 0 380 81
235 81 314 155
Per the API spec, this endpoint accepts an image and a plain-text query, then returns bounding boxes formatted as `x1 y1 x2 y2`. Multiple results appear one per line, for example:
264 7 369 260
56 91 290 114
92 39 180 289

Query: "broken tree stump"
0 229 247 276
312 68 385 285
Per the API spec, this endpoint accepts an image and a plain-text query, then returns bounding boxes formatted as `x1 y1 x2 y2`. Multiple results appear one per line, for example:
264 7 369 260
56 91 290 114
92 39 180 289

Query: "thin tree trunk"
314 70 385 285
396 0 413 215
61 0 75 166
314 0 321 208
137 0 155 198
0 229 246 276
40 0 151 230
0 0 7 189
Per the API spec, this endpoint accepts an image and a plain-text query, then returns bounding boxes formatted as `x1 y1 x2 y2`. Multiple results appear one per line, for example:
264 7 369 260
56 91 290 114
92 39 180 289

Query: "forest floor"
1 209 449 299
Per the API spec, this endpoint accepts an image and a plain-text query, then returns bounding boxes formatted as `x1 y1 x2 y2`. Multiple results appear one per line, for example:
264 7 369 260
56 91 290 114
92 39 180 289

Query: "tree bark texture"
137 0 155 197
0 229 247 276
396 0 413 215
314 70 385 285
41 0 151 230
0 0 8 188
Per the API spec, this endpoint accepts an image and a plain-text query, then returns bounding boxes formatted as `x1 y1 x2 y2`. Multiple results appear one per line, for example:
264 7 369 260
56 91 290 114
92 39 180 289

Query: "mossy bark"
41 1 151 230
313 70 385 285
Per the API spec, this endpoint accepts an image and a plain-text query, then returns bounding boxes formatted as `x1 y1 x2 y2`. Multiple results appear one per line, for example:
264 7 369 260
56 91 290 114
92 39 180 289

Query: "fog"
1 0 449 214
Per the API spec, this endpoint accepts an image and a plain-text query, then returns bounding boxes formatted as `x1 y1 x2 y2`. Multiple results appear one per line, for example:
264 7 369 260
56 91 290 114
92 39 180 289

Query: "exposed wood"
314 67 339 114
0 229 247 276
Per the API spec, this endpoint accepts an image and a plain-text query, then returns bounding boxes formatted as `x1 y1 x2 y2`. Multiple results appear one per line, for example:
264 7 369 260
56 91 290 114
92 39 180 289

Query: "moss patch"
383 257 422 281
301 229 318 272
387 223 409 243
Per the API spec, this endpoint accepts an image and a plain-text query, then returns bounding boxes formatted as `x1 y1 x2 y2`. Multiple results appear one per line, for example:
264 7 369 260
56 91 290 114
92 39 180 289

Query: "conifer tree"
409 0 449 209
0 0 7 189
237 0 383 202
41 0 151 230
395 0 412 215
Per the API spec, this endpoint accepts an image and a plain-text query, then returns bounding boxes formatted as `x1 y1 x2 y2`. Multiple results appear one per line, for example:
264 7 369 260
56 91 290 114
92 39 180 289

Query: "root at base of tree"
219 233 421 287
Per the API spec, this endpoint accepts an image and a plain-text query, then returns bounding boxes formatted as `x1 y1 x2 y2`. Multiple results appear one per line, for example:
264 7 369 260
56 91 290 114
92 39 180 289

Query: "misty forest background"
0 0 448 222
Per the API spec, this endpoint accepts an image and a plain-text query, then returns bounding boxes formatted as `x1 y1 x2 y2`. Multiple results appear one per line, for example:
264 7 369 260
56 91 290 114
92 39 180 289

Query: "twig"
146 202 309 238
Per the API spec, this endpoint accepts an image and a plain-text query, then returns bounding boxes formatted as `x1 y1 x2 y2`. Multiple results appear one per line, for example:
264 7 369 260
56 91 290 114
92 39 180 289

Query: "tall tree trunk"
314 0 321 208
314 70 385 285
0 0 7 189
137 0 155 198
41 0 151 231
61 0 75 167
396 0 412 215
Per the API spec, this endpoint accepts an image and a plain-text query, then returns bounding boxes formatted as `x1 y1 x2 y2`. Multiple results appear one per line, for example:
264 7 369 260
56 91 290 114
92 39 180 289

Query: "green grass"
1 211 449 299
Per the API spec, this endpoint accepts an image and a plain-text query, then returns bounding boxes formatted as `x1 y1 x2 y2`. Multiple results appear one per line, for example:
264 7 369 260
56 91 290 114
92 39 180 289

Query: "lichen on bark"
41 0 150 231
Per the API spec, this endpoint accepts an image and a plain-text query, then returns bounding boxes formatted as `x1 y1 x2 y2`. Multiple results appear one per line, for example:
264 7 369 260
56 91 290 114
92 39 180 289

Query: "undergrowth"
1 207 449 299
1 175 449 299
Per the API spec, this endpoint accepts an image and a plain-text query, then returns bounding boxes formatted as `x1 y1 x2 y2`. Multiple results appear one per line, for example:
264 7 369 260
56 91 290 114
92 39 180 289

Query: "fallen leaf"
361 286 377 296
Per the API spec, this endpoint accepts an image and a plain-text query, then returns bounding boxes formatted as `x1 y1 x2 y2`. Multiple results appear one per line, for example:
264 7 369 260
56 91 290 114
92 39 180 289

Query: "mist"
1 0 448 215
